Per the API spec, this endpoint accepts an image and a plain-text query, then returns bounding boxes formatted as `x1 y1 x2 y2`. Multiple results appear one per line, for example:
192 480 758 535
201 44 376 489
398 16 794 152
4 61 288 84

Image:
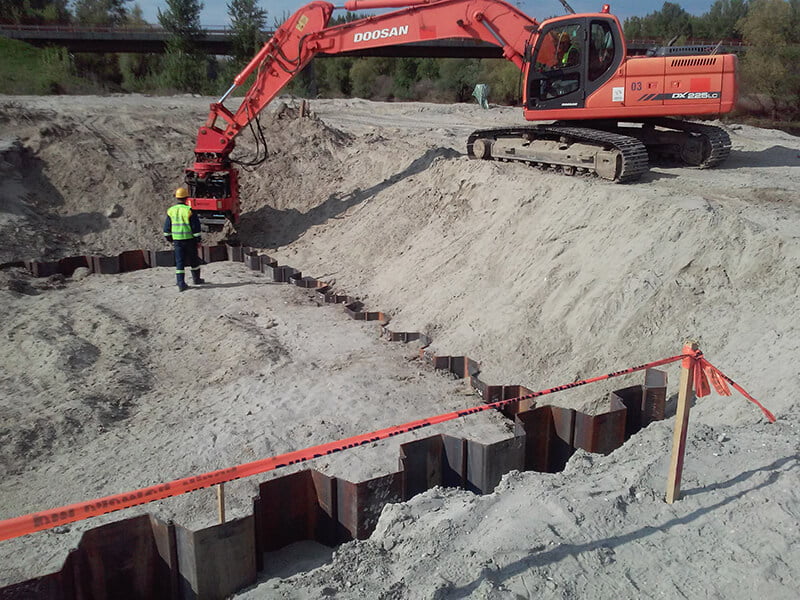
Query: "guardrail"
0 24 254 33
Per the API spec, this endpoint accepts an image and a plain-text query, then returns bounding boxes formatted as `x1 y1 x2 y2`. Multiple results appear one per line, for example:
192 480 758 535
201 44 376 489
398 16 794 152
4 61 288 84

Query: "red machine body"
186 0 737 225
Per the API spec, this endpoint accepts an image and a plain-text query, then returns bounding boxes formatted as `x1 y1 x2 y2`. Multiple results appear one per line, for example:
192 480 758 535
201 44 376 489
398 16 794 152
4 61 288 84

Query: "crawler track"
467 125 650 182
650 118 732 168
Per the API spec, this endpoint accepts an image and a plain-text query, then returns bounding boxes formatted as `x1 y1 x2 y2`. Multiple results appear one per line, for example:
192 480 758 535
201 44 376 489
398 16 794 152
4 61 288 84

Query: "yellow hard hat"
175 187 189 199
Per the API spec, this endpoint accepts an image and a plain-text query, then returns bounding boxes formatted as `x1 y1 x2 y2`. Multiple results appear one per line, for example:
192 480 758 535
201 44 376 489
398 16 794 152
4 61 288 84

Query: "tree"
158 0 204 52
349 58 384 98
737 0 800 119
623 16 645 40
622 2 693 41
227 0 267 67
316 56 355 96
437 58 481 102
73 0 130 26
158 0 210 91
478 59 522 105
392 57 418 99
119 3 162 91
72 1 133 87
0 0 70 24
693 0 749 40
644 2 693 40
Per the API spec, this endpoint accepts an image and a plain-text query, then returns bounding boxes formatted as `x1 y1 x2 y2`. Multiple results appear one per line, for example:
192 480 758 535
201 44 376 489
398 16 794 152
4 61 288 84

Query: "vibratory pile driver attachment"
184 159 240 230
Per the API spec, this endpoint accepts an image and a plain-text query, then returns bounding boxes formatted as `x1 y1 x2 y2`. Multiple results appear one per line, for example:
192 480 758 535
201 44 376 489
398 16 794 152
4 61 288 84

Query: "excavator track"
467 125 650 183
607 118 732 169
648 118 732 168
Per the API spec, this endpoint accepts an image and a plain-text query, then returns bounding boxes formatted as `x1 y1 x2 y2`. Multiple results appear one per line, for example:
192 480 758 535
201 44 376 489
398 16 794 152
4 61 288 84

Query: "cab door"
525 16 624 113
526 19 587 110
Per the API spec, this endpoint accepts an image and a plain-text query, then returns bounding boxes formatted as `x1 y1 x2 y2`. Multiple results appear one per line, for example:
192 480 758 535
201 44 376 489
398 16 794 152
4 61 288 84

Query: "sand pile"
1 95 798 597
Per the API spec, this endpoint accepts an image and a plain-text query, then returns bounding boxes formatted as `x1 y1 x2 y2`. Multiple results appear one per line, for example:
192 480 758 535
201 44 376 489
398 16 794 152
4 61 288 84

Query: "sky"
134 1 719 28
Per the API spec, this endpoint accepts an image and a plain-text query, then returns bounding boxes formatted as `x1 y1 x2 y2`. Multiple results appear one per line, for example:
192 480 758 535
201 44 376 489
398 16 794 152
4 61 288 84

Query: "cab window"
588 21 615 82
533 24 583 73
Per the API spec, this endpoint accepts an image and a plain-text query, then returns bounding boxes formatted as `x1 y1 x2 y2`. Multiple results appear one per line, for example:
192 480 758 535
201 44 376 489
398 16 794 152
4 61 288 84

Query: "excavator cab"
525 15 623 112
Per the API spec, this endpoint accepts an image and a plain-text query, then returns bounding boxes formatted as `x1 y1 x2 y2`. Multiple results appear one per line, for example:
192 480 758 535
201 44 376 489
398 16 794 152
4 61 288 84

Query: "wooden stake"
666 341 698 504
216 483 226 524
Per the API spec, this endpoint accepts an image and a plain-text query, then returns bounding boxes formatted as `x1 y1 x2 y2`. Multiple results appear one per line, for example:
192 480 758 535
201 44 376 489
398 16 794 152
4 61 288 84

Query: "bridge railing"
626 38 748 47
0 23 275 35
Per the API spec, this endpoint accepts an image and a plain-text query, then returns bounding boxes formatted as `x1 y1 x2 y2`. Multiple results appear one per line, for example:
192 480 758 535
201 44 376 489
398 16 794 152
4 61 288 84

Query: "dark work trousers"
174 239 201 281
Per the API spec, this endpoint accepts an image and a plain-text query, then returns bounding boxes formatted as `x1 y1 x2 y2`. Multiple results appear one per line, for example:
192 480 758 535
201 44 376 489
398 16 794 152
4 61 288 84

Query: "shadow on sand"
237 147 461 248
445 454 797 598
718 145 799 170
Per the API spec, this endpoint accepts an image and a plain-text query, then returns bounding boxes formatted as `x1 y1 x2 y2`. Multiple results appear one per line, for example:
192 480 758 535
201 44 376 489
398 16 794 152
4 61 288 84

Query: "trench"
1 244 668 600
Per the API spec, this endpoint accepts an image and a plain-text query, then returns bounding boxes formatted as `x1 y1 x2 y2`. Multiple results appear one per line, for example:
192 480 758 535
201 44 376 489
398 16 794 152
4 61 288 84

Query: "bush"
437 59 481 102
350 58 383 98
0 38 93 95
478 59 522 105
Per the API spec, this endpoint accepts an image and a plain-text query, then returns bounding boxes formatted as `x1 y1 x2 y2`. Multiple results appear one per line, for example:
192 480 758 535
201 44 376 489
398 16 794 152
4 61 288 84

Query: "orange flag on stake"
687 349 776 422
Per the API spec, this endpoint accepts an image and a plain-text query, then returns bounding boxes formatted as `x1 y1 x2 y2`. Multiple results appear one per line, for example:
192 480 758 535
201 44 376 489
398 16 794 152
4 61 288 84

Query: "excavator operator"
163 187 205 292
557 32 580 68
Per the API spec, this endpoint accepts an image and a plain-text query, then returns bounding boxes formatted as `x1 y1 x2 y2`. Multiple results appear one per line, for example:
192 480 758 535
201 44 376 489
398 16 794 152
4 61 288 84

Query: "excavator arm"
187 0 538 225
196 0 536 156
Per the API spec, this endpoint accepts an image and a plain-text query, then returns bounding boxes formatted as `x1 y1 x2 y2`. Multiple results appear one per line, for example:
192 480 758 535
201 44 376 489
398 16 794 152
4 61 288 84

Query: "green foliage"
437 58 481 102
316 57 355 97
622 16 643 39
738 0 799 44
349 58 383 98
0 0 70 24
737 0 800 118
156 47 213 93
71 1 133 89
625 0 751 41
158 0 211 92
158 0 205 53
118 4 163 91
392 57 418 99
416 58 439 81
73 0 131 26
692 0 749 40
288 56 521 104
623 2 693 40
283 62 316 97
478 59 521 105
328 12 367 25
0 37 88 94
227 0 268 68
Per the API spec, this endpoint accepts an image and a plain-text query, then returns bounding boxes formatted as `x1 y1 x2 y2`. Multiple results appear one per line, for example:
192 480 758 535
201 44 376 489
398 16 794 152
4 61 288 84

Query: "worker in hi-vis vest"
163 187 205 292
558 33 580 68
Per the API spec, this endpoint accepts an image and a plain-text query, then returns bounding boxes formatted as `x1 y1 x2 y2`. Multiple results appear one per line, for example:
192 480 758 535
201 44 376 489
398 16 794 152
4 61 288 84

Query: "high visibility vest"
167 203 194 240
561 46 578 66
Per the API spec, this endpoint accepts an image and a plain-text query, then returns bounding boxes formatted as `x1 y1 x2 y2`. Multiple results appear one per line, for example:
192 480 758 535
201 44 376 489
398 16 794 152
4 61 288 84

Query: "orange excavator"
185 0 737 227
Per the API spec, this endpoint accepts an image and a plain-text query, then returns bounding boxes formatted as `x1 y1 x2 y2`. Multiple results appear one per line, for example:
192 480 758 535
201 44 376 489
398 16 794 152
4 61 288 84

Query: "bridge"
0 24 503 58
0 24 749 58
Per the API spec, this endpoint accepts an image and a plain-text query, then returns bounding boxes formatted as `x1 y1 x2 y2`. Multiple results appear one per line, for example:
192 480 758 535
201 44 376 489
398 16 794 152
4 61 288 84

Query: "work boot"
191 270 205 285
176 273 189 292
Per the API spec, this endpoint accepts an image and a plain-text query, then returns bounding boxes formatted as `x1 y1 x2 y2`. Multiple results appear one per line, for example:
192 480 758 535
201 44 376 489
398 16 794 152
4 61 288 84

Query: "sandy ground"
0 95 799 597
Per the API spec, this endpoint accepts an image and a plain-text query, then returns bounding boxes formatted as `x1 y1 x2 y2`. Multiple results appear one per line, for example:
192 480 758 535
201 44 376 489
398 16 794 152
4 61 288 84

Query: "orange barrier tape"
0 351 772 542
687 350 777 423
